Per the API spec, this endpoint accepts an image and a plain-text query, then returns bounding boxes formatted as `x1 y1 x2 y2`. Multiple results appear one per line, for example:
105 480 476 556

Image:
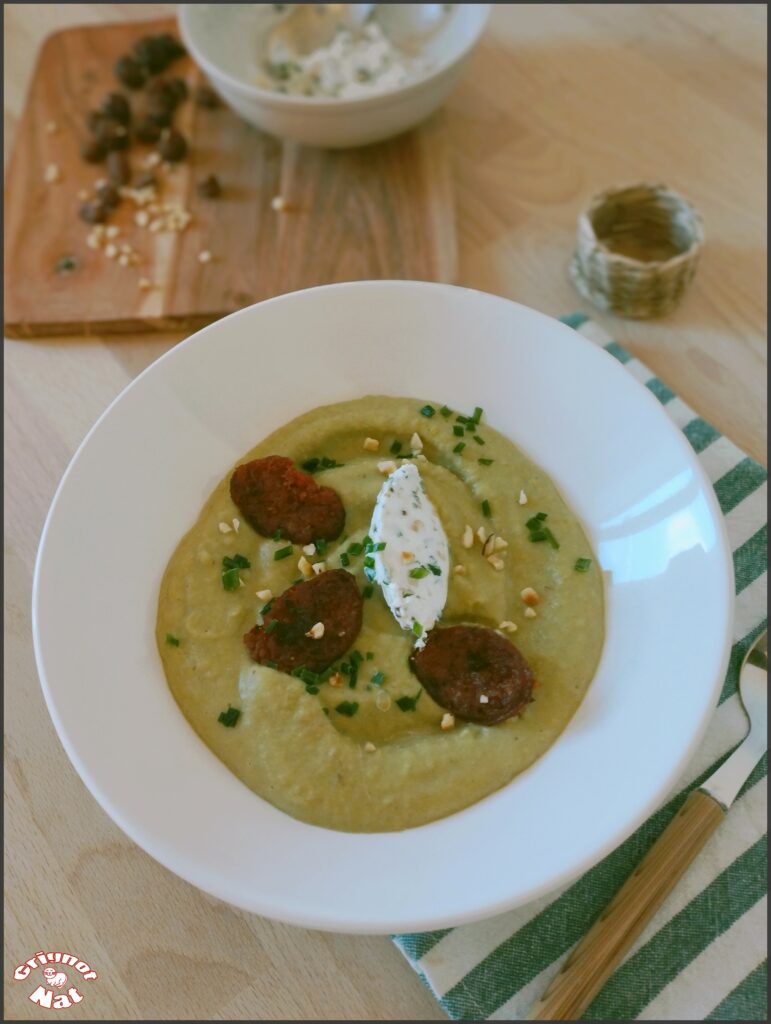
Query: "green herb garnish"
453 442 466 454
305 685 320 695
272 527 283 541
265 659 278 670
301 457 320 473
265 619 279 634
526 512 547 528
453 425 464 437
479 458 494 466
526 512 559 549
274 545 293 561
315 538 328 555
347 542 363 556
575 557 593 572
396 689 422 712
481 499 492 518
427 563 442 576
340 552 350 567
409 566 429 579
473 434 485 445
362 584 374 598
165 633 180 646
371 671 386 685
420 404 436 418
363 556 375 570
218 705 240 727
390 439 403 455
366 651 375 660
260 599 273 615
440 405 453 418
472 406 484 423
335 701 359 717
221 553 251 590
412 622 423 638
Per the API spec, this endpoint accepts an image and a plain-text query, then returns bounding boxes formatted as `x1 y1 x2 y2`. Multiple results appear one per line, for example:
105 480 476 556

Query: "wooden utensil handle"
529 789 725 1020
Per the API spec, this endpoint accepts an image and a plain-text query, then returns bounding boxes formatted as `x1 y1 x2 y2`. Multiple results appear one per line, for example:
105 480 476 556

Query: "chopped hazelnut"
519 490 528 505
198 249 213 263
410 432 423 453
302 543 316 556
401 551 415 562
493 536 508 551
479 694 489 704
256 589 273 602
487 554 505 571
440 712 455 730
462 524 474 549
232 518 240 532
524 607 537 618
311 560 327 575
363 437 380 452
377 460 397 475
328 672 345 688
364 742 376 753
454 564 467 575
520 587 539 606
298 555 313 577
306 621 325 639
498 620 517 632
477 526 488 544
218 521 232 534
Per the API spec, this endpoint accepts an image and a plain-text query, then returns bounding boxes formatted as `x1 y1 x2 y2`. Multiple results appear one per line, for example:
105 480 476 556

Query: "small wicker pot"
570 183 705 319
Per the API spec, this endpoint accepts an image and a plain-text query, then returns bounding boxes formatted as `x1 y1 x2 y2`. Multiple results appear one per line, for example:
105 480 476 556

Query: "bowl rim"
31 281 735 933
177 2 491 112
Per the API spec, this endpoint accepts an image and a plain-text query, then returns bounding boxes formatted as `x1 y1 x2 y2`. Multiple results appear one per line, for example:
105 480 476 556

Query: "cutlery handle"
529 789 725 1020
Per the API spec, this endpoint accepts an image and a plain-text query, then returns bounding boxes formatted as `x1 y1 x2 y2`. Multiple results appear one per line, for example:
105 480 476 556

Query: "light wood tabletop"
5 4 766 1020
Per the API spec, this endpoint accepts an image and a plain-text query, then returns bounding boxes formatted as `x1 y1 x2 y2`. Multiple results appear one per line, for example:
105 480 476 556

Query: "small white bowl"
177 3 490 148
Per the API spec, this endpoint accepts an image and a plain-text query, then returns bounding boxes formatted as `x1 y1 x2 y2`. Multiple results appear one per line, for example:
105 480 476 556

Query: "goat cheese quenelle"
156 396 604 832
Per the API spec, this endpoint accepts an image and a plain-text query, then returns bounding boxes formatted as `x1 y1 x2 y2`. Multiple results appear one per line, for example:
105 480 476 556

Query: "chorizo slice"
409 625 535 725
244 569 363 674
230 455 345 545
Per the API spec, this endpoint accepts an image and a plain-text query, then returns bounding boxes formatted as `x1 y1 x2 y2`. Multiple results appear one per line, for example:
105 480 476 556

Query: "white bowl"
177 4 490 147
33 282 733 934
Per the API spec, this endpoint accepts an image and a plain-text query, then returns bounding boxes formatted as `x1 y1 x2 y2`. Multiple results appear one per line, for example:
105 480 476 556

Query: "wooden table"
5 4 766 1020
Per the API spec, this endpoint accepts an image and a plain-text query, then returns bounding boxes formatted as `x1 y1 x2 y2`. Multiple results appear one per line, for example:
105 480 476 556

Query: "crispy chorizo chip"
410 625 535 725
244 569 363 674
230 455 345 544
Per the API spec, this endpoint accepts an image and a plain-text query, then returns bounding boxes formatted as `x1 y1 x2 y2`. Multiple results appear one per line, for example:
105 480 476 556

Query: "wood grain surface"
4 4 767 1021
4 16 455 338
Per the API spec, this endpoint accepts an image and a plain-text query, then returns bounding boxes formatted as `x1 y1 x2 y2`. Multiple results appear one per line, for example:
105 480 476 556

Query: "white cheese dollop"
368 462 449 646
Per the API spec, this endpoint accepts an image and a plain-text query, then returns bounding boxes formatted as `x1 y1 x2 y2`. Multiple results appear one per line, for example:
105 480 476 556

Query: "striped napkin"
394 315 768 1022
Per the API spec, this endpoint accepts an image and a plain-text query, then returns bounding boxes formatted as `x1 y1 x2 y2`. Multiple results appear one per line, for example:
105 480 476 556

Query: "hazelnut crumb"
521 587 539 606
232 518 240 532
410 432 423 453
401 550 415 562
364 741 376 753
298 555 313 577
453 564 467 575
477 526 488 544
198 250 213 264
363 437 380 452
440 712 455 730
524 607 537 618
105 225 120 239
306 621 325 640
104 243 118 259
487 554 505 571
493 536 508 552
328 672 345 688
256 589 273 602
519 490 528 505
377 460 397 475
302 543 316 556
479 694 489 704
311 560 327 575
498 620 517 632
462 524 474 549
218 521 232 534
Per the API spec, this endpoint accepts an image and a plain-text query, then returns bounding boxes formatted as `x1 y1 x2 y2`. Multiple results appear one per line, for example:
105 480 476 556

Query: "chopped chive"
265 659 278 670
427 563 442 576
347 542 363 556
575 557 593 572
390 439 403 455
165 633 180 646
366 651 375 660
420 404 436 418
272 527 283 540
453 425 464 437
530 527 560 549
348 672 358 689
340 662 351 675
260 599 273 615
465 421 476 432
526 512 548 529
412 622 423 637
274 545 293 560
440 405 452 418
305 685 319 695
301 457 320 473
395 689 422 712
221 567 241 591
351 650 364 664
371 671 386 685
456 415 468 424
362 584 374 598
223 553 250 570
363 534 373 547
365 541 386 552
314 538 328 555
409 566 429 579
322 707 330 716
265 619 279 634
218 705 240 727
363 556 375 569
340 552 350 567
473 435 485 445
453 442 466 454
481 499 492 518
320 456 342 469
335 701 359 717
472 406 483 423
478 458 494 466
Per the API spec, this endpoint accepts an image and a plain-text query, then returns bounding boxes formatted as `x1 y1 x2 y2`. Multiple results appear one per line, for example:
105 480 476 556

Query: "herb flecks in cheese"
369 462 449 645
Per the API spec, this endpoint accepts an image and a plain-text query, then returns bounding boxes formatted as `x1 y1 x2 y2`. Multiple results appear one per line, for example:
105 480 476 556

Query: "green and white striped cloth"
394 315 767 1022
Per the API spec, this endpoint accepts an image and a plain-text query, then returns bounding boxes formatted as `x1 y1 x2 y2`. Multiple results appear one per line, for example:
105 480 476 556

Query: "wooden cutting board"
4 16 456 339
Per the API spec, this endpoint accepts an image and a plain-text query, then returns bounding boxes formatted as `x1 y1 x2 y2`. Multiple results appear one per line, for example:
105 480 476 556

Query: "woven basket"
570 183 705 319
